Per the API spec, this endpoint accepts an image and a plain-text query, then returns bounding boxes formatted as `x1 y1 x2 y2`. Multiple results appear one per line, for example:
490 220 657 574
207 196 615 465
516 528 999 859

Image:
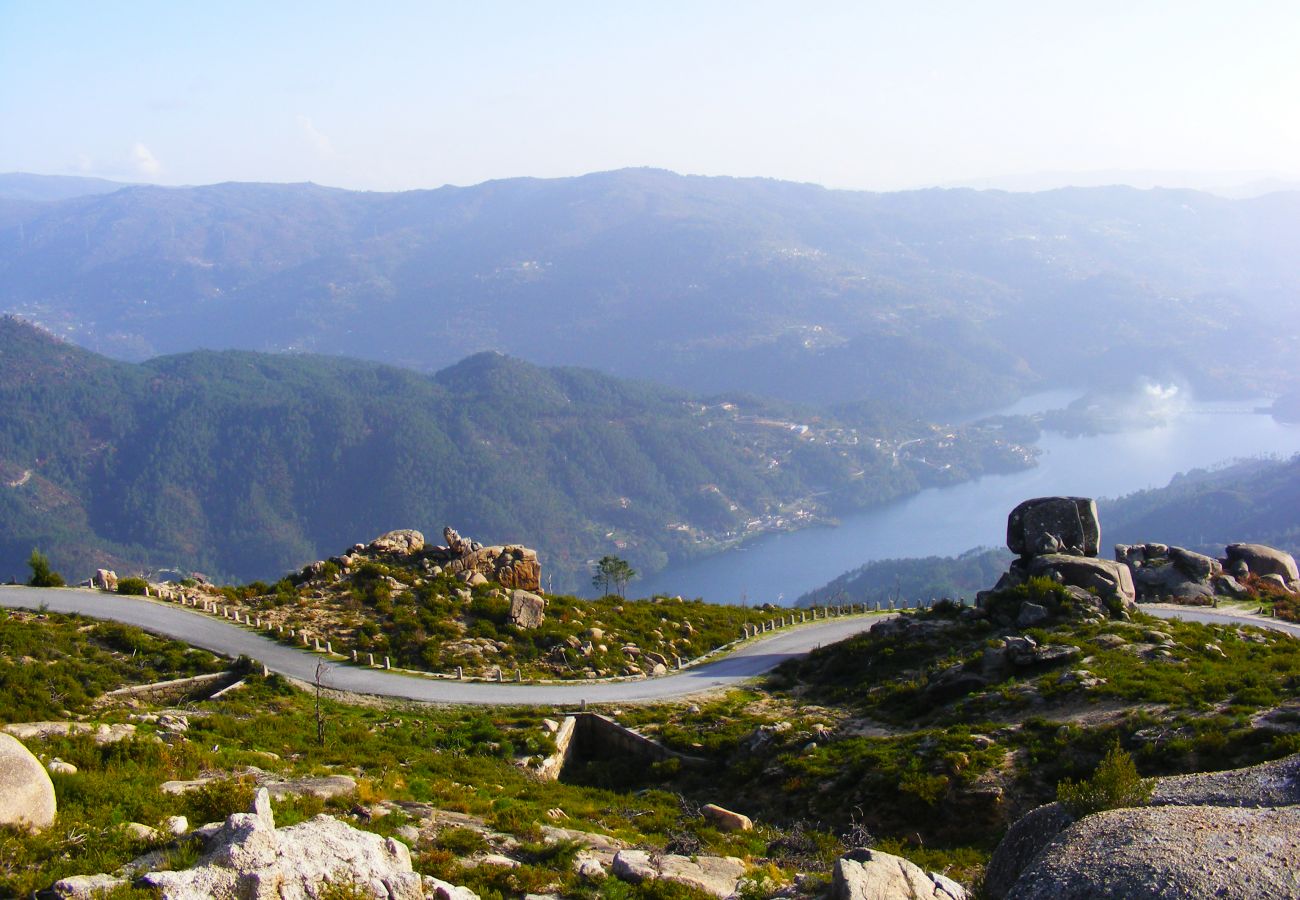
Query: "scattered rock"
121 822 161 842
164 815 189 836
612 849 747 898
48 758 77 775
3 721 136 744
1017 602 1048 627
0 732 56 831
92 569 118 591
141 791 436 900
508 589 546 629
832 847 968 900
701 803 753 831
50 873 128 898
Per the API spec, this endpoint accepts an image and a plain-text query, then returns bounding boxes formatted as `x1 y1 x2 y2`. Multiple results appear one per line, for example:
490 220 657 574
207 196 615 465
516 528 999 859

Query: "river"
637 395 1300 605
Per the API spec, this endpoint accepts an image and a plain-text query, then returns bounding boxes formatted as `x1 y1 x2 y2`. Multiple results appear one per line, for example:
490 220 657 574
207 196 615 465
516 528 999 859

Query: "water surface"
639 399 1300 604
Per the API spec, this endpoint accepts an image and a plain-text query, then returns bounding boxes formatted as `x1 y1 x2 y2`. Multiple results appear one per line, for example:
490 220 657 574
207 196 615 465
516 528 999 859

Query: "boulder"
142 791 432 900
1225 543 1299 583
1017 602 1048 627
1168 546 1219 580
1007 497 1100 558
1262 573 1293 592
612 849 747 899
987 754 1300 898
92 569 118 591
51 873 129 898
0 732 56 831
1027 555 1135 607
832 848 967 900
367 529 425 556
701 803 753 831
508 589 546 629
1005 805 1300 899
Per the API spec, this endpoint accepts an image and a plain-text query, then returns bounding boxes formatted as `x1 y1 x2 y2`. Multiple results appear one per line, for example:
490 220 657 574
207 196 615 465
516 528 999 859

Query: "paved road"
3 587 1295 706
0 586 881 705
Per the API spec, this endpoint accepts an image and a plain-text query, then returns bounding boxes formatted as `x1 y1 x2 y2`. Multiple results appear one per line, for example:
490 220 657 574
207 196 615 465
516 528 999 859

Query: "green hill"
0 317 1032 589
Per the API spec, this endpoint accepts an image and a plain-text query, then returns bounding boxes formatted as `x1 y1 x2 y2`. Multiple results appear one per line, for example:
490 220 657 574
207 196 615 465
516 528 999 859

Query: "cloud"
297 115 335 159
131 142 162 176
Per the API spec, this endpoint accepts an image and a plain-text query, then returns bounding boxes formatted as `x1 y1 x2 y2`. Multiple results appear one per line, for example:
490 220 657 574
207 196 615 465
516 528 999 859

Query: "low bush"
1055 743 1155 818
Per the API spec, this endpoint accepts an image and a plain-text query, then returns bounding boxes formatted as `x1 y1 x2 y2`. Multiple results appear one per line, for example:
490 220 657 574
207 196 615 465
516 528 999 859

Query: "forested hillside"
3 170 1298 417
0 318 1030 588
1102 455 1300 556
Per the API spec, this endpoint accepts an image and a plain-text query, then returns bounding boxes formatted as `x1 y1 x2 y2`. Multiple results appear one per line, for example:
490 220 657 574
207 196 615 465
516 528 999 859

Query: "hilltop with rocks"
82 526 780 682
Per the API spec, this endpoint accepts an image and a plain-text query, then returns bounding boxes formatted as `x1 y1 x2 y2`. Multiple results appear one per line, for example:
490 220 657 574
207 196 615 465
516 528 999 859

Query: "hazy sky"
2 0 1298 192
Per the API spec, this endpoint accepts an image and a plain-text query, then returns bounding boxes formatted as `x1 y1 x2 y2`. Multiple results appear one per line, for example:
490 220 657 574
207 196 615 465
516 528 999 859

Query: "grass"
1 597 1296 897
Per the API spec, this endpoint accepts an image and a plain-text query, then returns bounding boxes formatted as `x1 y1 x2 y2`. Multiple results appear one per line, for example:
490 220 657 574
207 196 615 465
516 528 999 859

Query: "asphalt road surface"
2 587 1294 705
0 586 882 705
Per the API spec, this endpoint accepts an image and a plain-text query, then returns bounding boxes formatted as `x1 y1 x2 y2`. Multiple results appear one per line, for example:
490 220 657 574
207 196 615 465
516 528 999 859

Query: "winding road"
2 587 1295 706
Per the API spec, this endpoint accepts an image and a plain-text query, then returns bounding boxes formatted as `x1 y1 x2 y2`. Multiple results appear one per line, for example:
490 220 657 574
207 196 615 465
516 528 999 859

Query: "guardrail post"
384 656 391 670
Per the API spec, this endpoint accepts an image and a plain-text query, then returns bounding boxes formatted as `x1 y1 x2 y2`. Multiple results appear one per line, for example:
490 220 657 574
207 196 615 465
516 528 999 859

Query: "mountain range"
4 169 1299 418
0 317 1028 589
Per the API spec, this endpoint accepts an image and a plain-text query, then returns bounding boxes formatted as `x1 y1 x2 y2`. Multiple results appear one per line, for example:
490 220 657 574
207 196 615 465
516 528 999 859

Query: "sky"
2 0 1298 193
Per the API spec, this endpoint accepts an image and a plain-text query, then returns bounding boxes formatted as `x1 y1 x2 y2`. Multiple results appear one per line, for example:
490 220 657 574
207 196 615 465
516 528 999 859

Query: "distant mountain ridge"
3 169 1298 417
0 317 1029 589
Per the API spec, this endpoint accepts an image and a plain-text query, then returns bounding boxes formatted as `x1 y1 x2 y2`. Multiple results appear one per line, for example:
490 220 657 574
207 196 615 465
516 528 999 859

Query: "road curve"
3 587 1295 706
0 586 881 706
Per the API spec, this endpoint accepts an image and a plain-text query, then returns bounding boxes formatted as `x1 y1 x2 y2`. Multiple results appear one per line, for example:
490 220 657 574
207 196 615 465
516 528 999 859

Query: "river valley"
641 395 1300 604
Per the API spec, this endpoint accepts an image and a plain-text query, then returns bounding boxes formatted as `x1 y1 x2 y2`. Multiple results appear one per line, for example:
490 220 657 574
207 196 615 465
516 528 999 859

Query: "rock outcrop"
1225 543 1299 588
611 849 747 898
0 732 56 831
1006 805 1300 899
980 498 1135 617
140 788 454 900
832 847 967 900
367 529 426 556
1007 497 1100 558
987 754 1300 899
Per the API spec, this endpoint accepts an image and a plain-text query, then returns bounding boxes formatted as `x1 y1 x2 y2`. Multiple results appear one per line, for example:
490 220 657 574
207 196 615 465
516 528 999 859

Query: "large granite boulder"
1008 498 1100 558
508 589 546 629
367 529 425 556
1027 555 1135 607
987 754 1300 899
832 848 967 900
142 789 433 900
1225 543 1299 585
0 732 56 831
1005 805 1300 899
92 569 118 591
1116 544 1225 601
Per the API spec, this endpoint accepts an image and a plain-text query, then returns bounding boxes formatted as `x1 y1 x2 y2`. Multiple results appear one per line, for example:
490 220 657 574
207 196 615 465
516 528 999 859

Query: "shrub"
27 549 64 587
117 577 149 595
1056 743 1155 818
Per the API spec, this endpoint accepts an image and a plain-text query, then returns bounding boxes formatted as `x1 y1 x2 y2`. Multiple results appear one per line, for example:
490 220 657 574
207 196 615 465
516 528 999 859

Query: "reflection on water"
639 399 1300 605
